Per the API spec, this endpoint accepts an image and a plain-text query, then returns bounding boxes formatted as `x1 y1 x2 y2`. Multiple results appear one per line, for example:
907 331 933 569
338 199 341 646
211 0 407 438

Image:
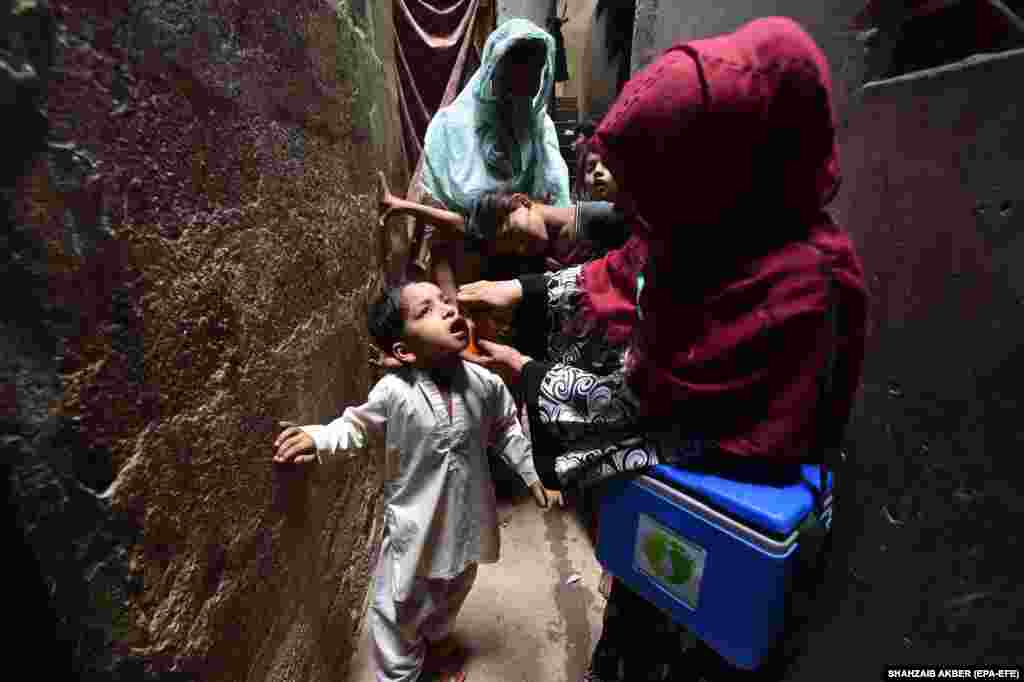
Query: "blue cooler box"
596 462 832 670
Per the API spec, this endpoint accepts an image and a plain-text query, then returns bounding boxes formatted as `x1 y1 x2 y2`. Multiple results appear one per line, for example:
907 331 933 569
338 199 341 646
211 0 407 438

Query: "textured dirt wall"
3 0 396 680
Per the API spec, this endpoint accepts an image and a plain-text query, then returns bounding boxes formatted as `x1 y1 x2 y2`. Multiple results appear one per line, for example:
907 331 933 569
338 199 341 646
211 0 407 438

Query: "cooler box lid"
648 462 831 538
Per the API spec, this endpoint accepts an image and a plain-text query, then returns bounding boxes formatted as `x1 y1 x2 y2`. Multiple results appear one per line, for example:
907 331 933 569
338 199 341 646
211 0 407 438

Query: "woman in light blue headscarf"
406 18 572 364
419 18 572 215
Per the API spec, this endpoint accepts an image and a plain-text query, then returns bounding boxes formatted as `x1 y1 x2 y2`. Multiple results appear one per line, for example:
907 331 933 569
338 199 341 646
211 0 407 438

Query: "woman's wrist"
495 279 524 309
561 203 579 243
513 353 532 375
511 279 524 306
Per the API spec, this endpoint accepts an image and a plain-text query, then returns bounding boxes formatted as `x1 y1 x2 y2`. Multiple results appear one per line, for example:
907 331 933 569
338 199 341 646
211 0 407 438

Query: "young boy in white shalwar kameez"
272 281 555 682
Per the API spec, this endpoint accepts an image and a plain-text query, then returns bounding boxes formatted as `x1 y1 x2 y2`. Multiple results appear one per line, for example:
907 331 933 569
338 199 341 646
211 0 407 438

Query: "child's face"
396 282 469 364
584 152 618 202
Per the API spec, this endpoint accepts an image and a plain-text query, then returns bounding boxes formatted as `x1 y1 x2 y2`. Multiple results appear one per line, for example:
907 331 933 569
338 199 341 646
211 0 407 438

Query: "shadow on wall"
3 2 75 680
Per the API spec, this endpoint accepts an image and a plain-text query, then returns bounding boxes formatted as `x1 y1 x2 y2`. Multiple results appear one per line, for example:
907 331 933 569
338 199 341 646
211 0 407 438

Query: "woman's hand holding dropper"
456 279 524 311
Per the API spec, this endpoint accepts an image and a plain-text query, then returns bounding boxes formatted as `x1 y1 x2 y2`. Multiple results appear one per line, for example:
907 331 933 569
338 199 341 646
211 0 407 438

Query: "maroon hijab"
583 17 869 458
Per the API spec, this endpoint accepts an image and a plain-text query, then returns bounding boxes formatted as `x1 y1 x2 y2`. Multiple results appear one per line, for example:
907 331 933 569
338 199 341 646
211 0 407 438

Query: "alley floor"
347 489 607 682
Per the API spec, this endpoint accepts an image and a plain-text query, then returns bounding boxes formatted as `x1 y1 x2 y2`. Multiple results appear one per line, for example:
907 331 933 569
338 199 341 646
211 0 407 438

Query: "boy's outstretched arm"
271 379 391 467
274 424 317 464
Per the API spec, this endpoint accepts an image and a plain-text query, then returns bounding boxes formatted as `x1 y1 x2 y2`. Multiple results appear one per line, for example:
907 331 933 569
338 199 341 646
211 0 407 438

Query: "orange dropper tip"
466 321 480 355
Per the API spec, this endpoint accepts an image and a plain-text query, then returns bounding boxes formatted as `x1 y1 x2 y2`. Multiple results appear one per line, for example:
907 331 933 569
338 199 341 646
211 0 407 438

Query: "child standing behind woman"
272 281 559 682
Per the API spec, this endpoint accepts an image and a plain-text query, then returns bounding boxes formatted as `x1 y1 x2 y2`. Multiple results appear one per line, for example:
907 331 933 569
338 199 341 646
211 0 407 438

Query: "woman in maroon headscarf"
458 16 869 680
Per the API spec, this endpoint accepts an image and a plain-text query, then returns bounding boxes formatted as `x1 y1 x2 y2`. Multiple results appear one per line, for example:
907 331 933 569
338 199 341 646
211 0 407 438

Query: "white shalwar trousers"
370 537 478 682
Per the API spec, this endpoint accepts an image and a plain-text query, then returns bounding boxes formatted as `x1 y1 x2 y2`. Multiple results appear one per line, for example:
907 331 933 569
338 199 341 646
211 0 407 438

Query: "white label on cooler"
633 513 707 609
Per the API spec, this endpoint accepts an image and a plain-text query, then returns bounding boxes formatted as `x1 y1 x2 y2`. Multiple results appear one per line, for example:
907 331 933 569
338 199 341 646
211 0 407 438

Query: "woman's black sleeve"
520 359 553 411
517 273 549 315
510 273 551 362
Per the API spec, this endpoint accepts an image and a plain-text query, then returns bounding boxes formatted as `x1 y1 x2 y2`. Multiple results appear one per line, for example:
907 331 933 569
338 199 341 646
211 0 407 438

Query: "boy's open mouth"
450 317 469 338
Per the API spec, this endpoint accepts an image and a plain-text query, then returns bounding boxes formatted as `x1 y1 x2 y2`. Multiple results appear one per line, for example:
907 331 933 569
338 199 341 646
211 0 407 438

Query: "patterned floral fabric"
544 265 622 373
529 266 698 489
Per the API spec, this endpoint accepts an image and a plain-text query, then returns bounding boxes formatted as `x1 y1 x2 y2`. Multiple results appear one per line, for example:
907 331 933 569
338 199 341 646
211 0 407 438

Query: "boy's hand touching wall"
273 422 317 465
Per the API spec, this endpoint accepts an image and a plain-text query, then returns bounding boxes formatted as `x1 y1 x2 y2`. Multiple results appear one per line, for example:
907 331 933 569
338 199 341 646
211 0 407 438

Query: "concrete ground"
347 489 607 682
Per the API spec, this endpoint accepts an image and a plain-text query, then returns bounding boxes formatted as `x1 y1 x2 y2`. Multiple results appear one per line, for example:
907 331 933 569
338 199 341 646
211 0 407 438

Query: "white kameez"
299 360 538 602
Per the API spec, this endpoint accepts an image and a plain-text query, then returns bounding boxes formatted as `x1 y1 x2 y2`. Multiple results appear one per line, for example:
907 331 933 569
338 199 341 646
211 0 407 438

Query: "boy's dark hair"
464 191 525 253
368 285 407 352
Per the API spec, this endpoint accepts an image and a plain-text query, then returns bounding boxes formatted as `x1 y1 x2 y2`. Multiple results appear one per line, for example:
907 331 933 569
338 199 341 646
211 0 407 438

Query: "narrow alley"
5 1 1024 681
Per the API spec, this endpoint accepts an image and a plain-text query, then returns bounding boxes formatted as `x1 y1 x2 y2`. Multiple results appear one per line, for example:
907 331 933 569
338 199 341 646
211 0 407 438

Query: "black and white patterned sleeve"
535 363 639 436
544 265 587 363
528 363 698 488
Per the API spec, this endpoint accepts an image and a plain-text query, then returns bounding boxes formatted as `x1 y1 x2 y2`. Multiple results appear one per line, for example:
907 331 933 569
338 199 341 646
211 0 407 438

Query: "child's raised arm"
378 171 466 239
272 378 392 467
379 172 561 262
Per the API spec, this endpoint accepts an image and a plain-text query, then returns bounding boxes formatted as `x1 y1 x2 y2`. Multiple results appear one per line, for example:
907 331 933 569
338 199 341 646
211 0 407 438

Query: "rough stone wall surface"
4 0 396 680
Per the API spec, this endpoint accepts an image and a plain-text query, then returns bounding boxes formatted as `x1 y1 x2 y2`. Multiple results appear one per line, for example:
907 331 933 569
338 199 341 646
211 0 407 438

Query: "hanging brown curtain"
394 0 484 179
391 0 490 281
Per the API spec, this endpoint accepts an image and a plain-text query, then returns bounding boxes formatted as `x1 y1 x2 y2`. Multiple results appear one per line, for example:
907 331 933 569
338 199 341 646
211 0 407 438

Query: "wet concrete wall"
629 0 870 129
824 49 1024 675
498 0 550 28
3 0 397 679
584 1 627 122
